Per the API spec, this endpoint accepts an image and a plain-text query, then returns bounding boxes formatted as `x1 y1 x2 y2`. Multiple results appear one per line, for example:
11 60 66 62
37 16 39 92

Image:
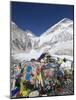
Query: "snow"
27 32 33 37
52 54 73 61
12 49 42 61
60 61 72 69
12 48 73 62
11 18 73 62
38 18 73 46
49 40 73 54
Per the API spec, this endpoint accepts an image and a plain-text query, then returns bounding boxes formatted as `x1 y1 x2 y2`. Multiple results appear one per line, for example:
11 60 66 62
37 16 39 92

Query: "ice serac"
11 18 73 61
11 22 34 54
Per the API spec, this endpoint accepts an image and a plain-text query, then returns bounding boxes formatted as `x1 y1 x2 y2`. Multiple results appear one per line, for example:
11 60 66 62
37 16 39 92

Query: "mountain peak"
25 30 34 37
40 18 73 38
11 21 18 29
59 18 72 24
53 18 73 29
11 21 17 26
25 30 37 38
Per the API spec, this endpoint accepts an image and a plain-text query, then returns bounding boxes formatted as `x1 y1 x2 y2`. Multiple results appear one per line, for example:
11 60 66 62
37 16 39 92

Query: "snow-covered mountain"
38 18 73 56
11 18 73 61
38 18 73 47
11 22 36 54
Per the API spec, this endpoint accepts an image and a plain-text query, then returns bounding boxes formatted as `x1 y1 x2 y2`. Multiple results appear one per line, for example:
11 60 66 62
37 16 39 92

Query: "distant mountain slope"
11 22 34 54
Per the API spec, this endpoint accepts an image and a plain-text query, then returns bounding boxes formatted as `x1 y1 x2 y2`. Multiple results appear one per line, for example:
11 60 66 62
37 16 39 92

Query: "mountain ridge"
11 18 73 61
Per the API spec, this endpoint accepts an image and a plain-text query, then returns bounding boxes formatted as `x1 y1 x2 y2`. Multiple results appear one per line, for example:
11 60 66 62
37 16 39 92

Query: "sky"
11 2 74 36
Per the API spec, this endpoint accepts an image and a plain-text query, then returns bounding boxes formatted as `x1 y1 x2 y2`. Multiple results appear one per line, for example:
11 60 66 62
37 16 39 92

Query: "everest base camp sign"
10 1 74 98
